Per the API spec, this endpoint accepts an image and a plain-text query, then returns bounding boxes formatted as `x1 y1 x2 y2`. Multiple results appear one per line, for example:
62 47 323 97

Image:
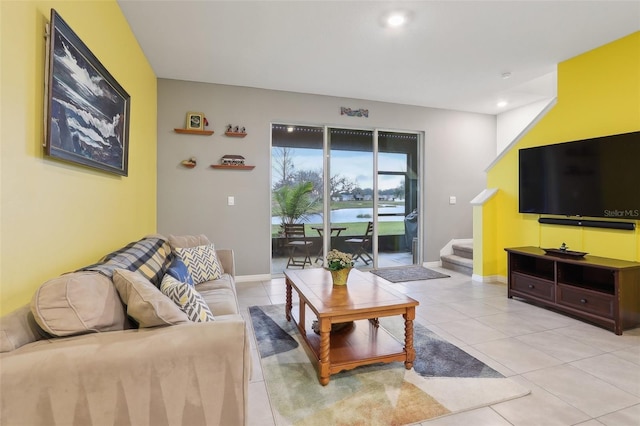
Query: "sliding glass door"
271 124 420 275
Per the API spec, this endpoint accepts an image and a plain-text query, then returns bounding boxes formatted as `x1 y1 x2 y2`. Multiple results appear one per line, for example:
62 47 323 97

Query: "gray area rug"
370 265 450 282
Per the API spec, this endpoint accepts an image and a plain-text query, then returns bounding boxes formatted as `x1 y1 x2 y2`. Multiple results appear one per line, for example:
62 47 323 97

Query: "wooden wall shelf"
210 164 255 170
174 128 214 136
225 131 247 138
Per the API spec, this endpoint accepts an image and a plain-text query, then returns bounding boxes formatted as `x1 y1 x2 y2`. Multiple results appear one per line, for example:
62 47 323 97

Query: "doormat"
249 304 529 426
370 265 450 282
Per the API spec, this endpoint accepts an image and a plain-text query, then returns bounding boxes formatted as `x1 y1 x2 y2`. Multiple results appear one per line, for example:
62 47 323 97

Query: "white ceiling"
117 1 640 115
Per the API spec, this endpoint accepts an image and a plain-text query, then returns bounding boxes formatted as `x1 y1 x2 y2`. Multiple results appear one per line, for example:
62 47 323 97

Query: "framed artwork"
44 9 130 176
186 112 205 131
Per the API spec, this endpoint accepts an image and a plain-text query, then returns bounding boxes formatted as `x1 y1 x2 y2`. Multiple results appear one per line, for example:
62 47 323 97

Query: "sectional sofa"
0 234 250 426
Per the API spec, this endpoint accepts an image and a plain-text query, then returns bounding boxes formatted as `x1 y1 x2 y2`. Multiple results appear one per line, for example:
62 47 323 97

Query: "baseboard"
235 274 272 283
472 273 506 284
423 261 441 268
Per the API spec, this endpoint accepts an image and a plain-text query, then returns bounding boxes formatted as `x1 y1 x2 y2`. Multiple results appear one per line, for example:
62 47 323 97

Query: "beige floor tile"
575 420 606 426
445 299 505 318
515 307 585 330
475 312 548 336
434 318 509 345
235 282 269 298
597 403 640 426
491 375 590 425
415 303 471 325
472 338 564 374
553 323 640 351
515 330 605 362
420 406 512 425
611 346 640 366
523 364 640 418
571 353 640 397
481 295 541 313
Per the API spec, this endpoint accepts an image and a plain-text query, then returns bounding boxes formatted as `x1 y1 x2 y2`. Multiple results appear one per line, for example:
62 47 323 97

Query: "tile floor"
236 267 640 426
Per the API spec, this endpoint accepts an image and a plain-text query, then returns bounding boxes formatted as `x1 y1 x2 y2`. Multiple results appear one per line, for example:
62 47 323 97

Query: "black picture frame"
44 9 130 176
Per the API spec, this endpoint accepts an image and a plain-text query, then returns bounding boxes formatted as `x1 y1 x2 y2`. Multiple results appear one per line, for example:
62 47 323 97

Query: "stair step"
441 254 473 276
452 243 473 260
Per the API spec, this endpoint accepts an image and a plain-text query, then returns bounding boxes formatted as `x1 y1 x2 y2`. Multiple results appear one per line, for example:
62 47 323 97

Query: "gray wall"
157 79 496 276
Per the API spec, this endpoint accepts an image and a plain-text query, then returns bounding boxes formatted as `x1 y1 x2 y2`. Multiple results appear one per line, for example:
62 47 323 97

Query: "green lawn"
271 221 404 237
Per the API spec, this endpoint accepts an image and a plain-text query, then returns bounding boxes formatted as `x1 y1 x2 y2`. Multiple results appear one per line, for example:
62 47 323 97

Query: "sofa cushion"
112 269 189 328
175 244 223 284
166 257 194 286
160 275 215 322
168 234 211 249
80 235 172 287
199 285 239 316
30 271 127 337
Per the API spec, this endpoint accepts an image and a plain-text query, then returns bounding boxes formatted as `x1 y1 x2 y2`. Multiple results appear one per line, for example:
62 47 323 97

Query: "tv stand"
505 247 640 335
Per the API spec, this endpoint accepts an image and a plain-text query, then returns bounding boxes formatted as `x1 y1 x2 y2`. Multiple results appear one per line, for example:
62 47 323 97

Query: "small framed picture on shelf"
186 112 205 131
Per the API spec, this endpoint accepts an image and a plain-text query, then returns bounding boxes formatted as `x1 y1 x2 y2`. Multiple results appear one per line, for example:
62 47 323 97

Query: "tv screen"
519 131 640 220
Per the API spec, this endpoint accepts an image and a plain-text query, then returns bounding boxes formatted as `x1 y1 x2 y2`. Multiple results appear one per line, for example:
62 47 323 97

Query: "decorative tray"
543 248 588 258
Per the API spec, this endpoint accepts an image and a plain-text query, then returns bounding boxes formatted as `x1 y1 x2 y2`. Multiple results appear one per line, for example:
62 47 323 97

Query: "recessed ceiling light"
383 11 411 28
497 101 508 108
387 13 407 28
286 126 294 133
502 72 512 80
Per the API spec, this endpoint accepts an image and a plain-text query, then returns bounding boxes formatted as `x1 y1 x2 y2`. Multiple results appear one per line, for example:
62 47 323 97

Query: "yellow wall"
484 32 640 277
1 0 157 314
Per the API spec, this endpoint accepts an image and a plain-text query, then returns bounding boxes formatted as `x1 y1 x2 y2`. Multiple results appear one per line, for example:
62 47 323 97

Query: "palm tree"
273 181 318 226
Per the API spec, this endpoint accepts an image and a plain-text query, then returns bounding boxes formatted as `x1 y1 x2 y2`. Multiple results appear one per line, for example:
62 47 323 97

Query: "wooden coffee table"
284 267 419 385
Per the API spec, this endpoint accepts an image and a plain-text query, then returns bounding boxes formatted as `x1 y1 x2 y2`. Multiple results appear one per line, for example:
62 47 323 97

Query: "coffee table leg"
404 308 416 369
318 318 331 385
285 279 292 322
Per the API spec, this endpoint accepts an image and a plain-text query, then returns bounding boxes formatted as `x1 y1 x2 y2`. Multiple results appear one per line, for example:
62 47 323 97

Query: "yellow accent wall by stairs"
481 32 640 279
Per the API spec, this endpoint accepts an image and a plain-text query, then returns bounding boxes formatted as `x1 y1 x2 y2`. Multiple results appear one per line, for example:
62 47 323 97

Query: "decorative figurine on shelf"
181 157 197 168
559 242 568 251
225 124 246 135
221 154 245 166
204 117 209 127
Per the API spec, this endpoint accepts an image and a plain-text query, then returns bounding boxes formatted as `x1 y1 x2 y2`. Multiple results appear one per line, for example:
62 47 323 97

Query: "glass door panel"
271 124 324 274
377 131 419 267
328 128 374 269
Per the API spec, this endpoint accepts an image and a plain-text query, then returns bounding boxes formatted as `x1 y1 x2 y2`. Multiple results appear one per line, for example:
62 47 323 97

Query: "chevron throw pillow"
175 244 223 284
160 275 214 322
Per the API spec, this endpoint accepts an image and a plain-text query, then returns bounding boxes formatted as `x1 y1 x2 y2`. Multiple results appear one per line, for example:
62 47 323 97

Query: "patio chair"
284 223 313 268
345 221 374 265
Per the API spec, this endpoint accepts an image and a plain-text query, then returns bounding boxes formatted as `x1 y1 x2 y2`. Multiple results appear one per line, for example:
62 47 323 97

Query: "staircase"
441 242 473 276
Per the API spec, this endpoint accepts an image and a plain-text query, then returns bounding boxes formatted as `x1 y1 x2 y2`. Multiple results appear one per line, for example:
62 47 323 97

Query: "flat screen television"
519 131 640 220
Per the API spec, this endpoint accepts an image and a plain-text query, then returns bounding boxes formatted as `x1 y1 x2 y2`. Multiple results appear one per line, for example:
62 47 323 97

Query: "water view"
271 205 405 225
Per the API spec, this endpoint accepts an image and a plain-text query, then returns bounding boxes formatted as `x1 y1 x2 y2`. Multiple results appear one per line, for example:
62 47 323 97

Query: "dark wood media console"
505 246 640 335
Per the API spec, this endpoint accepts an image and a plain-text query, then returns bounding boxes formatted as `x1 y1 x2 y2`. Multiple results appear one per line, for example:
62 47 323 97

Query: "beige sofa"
0 234 250 426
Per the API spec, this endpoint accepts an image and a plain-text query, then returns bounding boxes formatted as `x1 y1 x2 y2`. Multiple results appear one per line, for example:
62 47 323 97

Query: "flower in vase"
326 249 354 271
